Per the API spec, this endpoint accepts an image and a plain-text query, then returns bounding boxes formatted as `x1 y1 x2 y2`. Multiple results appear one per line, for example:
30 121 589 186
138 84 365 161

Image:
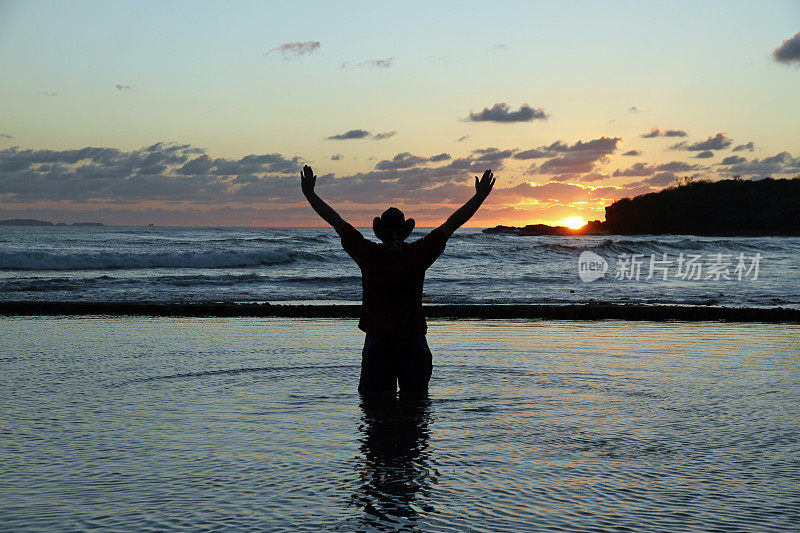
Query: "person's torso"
358 242 430 338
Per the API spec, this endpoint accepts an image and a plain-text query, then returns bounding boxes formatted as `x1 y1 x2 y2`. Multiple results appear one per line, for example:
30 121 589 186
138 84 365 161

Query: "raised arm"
438 169 495 239
300 165 348 233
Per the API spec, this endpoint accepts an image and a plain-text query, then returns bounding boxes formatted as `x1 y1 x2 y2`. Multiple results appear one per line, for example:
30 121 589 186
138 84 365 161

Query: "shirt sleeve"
415 226 448 269
338 223 368 267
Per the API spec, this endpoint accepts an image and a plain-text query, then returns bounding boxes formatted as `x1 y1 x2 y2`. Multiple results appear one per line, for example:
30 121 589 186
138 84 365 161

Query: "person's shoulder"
411 226 448 246
338 222 364 241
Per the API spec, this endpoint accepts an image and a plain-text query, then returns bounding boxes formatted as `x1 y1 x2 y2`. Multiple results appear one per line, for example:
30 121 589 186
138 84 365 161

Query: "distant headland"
485 177 800 236
0 219 104 227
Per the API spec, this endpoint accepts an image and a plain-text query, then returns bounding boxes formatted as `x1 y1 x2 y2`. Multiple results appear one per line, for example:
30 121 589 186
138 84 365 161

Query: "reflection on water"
352 395 436 530
1 317 799 531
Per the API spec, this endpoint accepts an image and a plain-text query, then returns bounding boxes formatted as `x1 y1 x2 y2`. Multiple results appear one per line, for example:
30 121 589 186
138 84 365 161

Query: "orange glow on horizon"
559 216 587 229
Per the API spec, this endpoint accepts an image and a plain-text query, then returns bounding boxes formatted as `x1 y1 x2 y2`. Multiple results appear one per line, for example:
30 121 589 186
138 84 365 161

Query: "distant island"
0 219 105 226
484 177 800 236
484 221 607 236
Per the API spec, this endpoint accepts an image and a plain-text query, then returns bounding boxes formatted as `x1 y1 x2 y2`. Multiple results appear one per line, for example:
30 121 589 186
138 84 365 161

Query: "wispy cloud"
675 132 732 151
371 131 397 140
115 84 132 90
265 41 321 58
720 155 747 165
326 129 371 140
0 133 12 139
641 126 687 138
466 102 548 123
331 153 343 161
341 57 396 69
732 142 755 152
39 91 57 97
612 161 699 177
383 154 429 171
455 135 470 143
622 150 641 156
326 129 396 141
513 148 551 160
773 32 800 64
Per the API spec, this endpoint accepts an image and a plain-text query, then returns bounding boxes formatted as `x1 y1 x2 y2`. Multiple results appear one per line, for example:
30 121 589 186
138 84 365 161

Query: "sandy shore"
1 301 799 322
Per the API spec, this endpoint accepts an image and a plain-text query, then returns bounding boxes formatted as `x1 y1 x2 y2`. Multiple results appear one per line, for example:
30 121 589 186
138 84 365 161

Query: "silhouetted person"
301 164 495 394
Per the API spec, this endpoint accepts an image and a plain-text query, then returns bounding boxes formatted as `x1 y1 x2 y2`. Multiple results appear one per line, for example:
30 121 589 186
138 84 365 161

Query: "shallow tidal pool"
1 317 799 531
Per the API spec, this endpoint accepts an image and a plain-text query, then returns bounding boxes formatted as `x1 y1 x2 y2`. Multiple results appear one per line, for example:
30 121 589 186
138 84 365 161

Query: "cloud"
212 153 302 175
0 141 599 220
720 155 747 165
0 143 308 205
265 41 321 58
327 129 371 140
641 127 688 138
695 150 715 159
12 138 788 226
331 153 343 161
472 147 514 162
374 152 428 170
176 154 214 175
446 156 503 173
455 135 470 143
513 148 551 160
732 142 755 152
773 32 800 64
613 162 655 177
612 160 699 177
622 150 641 156
537 137 622 175
641 127 660 138
642 172 676 186
115 84 131 90
372 152 453 171
326 129 396 141
466 102 548 122
40 91 57 97
493 44 507 50
656 161 698 172
506 181 587 202
0 133 12 139
678 132 732 151
371 131 397 140
718 151 798 177
578 172 611 182
628 106 641 113
341 57 396 69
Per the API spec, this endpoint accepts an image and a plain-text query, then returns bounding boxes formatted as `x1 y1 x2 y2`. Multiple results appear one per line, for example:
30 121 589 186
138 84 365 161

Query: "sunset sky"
1 0 799 227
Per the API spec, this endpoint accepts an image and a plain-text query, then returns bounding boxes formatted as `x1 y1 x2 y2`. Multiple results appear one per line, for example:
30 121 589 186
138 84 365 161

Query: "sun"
560 216 587 229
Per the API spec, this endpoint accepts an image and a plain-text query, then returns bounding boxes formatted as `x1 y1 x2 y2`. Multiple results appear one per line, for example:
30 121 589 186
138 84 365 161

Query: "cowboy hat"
373 207 415 243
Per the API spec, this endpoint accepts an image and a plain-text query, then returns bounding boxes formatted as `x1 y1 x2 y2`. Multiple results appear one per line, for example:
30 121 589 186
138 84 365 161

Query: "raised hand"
475 169 495 199
300 165 316 196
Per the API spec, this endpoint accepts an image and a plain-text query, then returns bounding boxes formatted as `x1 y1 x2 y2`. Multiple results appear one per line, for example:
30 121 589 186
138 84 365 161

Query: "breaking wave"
0 249 300 270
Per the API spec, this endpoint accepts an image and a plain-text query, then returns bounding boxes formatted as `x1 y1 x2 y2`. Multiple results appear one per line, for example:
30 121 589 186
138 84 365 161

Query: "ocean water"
1 225 799 308
1 317 798 531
